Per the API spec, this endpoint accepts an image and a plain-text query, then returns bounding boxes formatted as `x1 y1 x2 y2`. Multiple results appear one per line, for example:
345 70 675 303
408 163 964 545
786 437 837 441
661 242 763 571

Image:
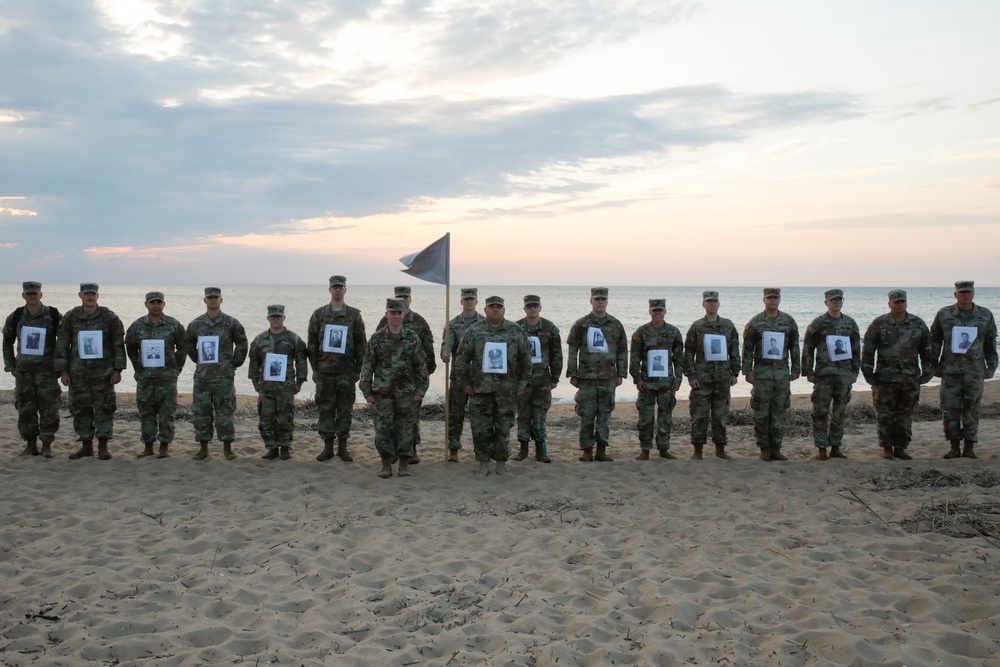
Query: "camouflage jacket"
184 312 248 380
629 321 684 389
54 306 126 382
930 303 998 377
801 312 861 378
307 303 367 376
454 320 532 394
249 328 308 391
442 312 485 358
861 312 934 384
566 313 628 380
683 316 740 382
125 314 187 380
3 304 61 373
742 311 801 379
377 310 436 376
515 316 563 385
359 327 429 398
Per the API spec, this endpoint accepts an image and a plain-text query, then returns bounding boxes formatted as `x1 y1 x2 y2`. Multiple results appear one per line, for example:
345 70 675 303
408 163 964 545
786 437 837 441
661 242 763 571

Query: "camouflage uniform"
743 296 800 452
801 295 861 450
442 307 484 452
862 300 934 452
249 320 308 451
3 287 61 451
930 289 997 447
515 312 563 446
125 306 186 448
378 295 436 450
184 305 248 443
683 308 740 449
454 306 532 462
307 301 367 444
629 309 684 453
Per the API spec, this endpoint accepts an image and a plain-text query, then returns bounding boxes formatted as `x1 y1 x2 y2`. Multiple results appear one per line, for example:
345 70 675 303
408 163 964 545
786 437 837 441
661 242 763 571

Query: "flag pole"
443 284 451 460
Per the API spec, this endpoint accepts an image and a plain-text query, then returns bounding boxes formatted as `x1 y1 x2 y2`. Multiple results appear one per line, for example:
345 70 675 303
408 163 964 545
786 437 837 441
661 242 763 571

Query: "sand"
2 382 999 666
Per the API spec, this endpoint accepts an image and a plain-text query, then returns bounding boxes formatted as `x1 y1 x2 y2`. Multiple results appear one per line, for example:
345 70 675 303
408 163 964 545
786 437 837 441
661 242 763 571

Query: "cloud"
777 213 1000 231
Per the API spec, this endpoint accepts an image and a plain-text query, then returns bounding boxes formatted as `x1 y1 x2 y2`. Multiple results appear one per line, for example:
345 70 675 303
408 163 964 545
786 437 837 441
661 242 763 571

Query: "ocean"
2 283 996 404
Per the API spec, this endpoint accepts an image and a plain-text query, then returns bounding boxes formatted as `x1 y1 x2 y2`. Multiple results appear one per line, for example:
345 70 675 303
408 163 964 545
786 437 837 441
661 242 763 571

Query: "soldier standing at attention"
360 298 429 478
441 287 483 462
2 281 61 457
454 296 532 476
801 289 861 460
566 287 628 462
184 287 248 461
514 294 562 463
249 305 307 460
930 280 997 459
55 283 126 460
629 298 684 461
743 288 800 461
124 291 186 458
861 289 935 460
683 290 740 460
307 275 367 463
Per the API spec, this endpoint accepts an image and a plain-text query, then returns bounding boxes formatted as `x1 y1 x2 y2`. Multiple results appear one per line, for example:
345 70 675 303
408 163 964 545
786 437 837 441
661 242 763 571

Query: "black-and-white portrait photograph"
141 339 166 368
323 324 348 354
647 350 669 378
826 335 852 362
19 326 46 356
951 326 978 354
761 331 785 360
265 353 288 382
78 330 103 360
703 334 727 362
198 336 219 364
528 336 542 364
587 327 608 354
482 342 508 374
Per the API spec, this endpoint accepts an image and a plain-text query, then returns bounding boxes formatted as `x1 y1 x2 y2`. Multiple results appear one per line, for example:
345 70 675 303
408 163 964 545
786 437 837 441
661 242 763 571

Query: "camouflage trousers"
940 374 984 443
372 391 419 458
258 387 296 448
750 377 790 448
636 386 677 450
192 376 236 443
315 373 357 440
689 379 731 446
13 369 61 444
872 380 920 449
810 375 853 448
469 392 517 461
516 381 552 443
136 377 178 445
447 381 470 450
575 379 617 449
68 380 116 441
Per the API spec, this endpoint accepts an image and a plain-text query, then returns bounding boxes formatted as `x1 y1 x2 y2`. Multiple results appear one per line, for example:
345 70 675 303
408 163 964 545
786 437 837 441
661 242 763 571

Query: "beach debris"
25 603 60 622
867 467 1000 491
901 500 1000 544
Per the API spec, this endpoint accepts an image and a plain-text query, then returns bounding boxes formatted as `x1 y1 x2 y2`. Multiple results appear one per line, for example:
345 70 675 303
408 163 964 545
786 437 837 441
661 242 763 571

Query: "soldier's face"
461 297 478 312
523 303 540 317
386 310 404 327
825 297 843 315
329 285 347 300
764 295 780 311
649 309 665 325
79 291 98 307
22 291 41 307
485 304 505 325
591 296 608 316
703 299 719 315
204 295 222 310
955 290 974 309
889 298 907 316
145 299 164 317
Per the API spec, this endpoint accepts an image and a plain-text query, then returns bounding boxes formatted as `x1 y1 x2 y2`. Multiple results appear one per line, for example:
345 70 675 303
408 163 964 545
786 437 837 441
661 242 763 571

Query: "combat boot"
97 438 112 460
398 457 411 477
513 441 530 461
262 448 279 460
476 460 491 476
137 443 154 458
534 442 551 463
692 445 704 461
943 440 962 459
770 448 787 461
408 446 420 465
494 460 508 475
881 446 894 460
759 447 772 461
660 449 677 460
21 438 39 456
316 438 335 461
193 441 209 460
336 437 353 462
446 449 459 463
40 442 53 458
157 444 169 458
378 454 393 478
829 446 847 459
595 444 614 462
578 448 594 462
812 448 828 461
962 440 977 459
714 445 730 460
893 447 912 460
279 446 292 460
69 439 94 459
223 442 237 461
635 450 650 461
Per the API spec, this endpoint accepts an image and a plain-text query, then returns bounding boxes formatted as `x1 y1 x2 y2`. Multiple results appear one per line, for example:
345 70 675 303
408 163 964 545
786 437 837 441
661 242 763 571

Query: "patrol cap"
394 286 411 297
22 281 41 294
763 288 781 297
80 282 99 293
145 291 165 302
591 287 609 299
702 290 719 301
648 298 666 311
955 280 975 292
485 295 505 306
461 288 478 299
328 275 347 287
888 289 907 302
385 298 406 312
204 286 222 297
267 304 285 316
523 294 541 305
824 288 844 300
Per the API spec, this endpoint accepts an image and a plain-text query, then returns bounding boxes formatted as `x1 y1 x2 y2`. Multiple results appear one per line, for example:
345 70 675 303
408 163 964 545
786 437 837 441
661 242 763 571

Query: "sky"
1 0 998 287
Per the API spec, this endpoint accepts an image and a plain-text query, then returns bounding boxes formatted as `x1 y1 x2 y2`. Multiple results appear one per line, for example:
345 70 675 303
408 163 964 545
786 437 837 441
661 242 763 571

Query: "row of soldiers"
3 278 997 476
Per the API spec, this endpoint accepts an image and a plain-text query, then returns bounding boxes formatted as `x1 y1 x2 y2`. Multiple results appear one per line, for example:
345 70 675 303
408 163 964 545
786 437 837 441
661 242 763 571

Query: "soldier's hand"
615 377 623 387
366 395 375 404
60 371 71 387
294 383 302 395
570 377 579 388
635 380 645 392
672 381 681 392
353 373 360 383
986 370 995 379
110 370 122 385
729 376 738 387
414 394 424 402
252 382 259 392
550 381 559 389
312 371 318 383
464 386 474 396
745 374 755 386
790 372 800 382
689 379 700 389
806 374 815 383
516 386 525 396
441 353 451 364
934 370 942 378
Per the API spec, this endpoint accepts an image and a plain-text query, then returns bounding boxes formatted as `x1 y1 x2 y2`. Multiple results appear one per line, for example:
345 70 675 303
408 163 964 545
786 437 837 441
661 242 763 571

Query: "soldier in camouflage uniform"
629 298 684 461
683 290 740 460
125 291 186 458
801 289 861 460
360 298 430 478
566 287 628 462
514 294 562 463
454 296 532 476
861 289 935 460
441 287 483 462
184 287 248 461
249 305 308 460
2 281 61 457
743 288 800 461
377 286 436 464
307 275 367 462
930 281 997 459
55 283 126 460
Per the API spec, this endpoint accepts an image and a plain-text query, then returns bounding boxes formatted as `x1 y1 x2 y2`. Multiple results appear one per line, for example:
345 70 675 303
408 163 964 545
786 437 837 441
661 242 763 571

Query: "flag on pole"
399 233 450 285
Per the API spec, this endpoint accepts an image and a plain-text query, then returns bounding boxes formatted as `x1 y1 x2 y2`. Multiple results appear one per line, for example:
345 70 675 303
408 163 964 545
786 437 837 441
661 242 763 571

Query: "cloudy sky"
2 0 998 286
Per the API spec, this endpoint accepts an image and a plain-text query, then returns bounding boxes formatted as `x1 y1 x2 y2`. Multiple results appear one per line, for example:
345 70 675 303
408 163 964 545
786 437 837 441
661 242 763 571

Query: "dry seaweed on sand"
900 499 1000 542
868 467 1000 491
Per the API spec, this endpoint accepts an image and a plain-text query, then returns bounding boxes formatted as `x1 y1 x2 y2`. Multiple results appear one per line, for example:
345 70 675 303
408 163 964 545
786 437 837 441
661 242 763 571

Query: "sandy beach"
2 383 999 666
